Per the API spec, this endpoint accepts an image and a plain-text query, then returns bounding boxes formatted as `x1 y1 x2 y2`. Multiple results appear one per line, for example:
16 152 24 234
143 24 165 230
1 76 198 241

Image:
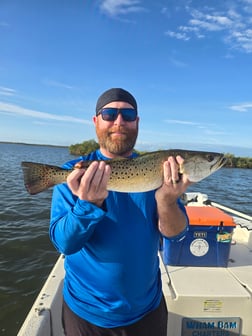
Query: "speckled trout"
21 149 227 195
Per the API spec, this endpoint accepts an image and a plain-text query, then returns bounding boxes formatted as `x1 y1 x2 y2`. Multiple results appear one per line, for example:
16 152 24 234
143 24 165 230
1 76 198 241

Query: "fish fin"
74 160 91 169
21 162 61 195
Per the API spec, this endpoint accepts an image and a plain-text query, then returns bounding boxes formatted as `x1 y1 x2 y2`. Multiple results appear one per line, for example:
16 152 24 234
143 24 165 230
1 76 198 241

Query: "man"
49 88 190 336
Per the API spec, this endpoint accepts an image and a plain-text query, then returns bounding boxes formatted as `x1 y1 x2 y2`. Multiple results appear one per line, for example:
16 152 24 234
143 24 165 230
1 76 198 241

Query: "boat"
17 192 252 336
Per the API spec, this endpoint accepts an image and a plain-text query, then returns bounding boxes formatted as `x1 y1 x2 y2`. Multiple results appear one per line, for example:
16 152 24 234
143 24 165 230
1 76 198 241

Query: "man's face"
93 101 139 158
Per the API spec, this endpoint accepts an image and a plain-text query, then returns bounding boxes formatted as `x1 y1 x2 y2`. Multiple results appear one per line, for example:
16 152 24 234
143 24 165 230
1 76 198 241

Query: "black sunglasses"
97 108 137 122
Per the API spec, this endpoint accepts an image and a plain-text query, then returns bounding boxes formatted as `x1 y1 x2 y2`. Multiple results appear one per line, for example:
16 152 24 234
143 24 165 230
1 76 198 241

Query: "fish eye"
206 154 215 162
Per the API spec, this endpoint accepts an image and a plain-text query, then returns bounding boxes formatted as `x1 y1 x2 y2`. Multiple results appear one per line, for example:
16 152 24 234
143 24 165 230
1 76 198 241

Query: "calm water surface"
0 143 251 335
0 143 75 335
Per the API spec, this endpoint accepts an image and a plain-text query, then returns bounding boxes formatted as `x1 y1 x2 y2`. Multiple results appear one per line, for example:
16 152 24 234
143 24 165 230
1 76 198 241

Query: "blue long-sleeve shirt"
49 149 187 328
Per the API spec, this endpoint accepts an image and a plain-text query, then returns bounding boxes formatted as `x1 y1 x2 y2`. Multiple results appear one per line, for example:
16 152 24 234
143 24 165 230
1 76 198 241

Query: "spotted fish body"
21 149 227 195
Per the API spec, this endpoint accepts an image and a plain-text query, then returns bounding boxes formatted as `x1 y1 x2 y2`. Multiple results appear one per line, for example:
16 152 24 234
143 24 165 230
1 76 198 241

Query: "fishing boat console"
17 192 252 336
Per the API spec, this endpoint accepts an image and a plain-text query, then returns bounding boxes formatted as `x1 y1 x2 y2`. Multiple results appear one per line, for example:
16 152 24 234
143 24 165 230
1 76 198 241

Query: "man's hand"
155 155 191 204
155 156 191 237
67 161 111 207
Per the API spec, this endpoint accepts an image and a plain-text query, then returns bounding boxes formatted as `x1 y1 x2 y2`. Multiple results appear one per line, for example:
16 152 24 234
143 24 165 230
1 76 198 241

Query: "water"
0 143 75 335
0 143 251 335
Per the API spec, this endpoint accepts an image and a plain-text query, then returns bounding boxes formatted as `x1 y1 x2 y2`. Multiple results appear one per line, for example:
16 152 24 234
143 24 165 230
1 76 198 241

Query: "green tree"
224 153 252 168
69 139 99 155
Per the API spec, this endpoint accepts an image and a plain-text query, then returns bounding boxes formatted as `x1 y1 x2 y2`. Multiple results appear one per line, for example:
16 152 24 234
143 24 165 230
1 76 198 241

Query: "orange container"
185 206 236 227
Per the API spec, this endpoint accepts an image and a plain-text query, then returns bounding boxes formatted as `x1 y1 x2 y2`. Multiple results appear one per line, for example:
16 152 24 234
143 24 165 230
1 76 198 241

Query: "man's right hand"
67 161 111 207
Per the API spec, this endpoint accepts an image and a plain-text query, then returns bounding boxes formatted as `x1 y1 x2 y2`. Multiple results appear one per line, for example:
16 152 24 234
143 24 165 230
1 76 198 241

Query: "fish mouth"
219 156 228 167
212 155 227 171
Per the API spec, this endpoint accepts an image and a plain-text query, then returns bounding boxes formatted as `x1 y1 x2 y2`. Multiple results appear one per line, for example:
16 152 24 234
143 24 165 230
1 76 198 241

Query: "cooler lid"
185 206 236 227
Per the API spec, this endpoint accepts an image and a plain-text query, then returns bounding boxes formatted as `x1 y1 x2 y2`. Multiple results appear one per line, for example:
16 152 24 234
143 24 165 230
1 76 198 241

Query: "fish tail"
21 162 64 195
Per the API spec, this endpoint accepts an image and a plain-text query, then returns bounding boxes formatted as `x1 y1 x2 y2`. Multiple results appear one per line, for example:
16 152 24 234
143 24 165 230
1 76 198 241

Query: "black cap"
96 88 137 115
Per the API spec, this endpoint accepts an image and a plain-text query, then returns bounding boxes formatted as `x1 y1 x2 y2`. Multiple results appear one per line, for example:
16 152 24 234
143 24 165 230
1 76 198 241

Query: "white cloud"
179 25 205 39
165 30 190 41
164 119 200 126
227 28 252 52
165 3 252 53
229 102 252 112
0 86 16 96
164 119 222 134
189 18 228 32
43 79 74 90
0 102 92 124
100 0 144 17
169 58 188 67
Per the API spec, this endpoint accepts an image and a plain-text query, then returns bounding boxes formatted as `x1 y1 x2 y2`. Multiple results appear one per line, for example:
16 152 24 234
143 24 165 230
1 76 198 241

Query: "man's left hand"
155 156 191 204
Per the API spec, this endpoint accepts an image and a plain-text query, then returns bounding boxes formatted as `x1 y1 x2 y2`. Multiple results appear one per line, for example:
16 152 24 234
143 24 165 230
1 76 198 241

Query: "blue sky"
1 0 252 156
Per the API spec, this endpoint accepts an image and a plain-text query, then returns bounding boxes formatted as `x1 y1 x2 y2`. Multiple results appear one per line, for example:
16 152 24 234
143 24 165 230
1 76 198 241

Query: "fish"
21 149 227 195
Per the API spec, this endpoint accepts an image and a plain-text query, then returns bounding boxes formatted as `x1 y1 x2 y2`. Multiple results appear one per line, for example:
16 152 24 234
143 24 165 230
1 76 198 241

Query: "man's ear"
93 116 97 125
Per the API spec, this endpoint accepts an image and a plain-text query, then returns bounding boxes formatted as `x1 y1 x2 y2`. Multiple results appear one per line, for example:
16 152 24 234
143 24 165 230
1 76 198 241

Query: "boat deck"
18 193 252 336
161 194 252 336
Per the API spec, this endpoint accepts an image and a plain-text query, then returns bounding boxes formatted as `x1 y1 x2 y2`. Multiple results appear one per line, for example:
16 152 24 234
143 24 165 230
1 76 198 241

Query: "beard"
96 125 138 156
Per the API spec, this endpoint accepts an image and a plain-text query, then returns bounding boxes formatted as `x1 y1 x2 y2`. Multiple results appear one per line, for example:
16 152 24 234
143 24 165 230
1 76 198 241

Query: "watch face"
190 238 209 257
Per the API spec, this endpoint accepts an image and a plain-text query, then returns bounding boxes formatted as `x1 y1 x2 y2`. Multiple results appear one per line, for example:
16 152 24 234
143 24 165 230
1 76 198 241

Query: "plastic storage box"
163 206 236 267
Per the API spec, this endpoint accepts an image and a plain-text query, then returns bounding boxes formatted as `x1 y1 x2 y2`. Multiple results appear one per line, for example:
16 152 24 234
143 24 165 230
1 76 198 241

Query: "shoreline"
0 141 68 148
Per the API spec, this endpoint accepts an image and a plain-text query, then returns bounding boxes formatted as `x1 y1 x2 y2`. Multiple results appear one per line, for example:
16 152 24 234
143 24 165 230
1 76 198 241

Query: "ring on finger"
172 179 180 184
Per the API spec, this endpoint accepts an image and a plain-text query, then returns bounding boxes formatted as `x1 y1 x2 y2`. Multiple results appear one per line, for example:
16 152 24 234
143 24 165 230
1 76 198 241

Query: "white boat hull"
17 255 65 336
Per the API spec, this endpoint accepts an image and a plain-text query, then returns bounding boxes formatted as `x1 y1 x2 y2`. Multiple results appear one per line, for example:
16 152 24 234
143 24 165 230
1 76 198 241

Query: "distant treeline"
69 139 144 156
69 139 100 155
69 140 252 169
225 154 252 169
